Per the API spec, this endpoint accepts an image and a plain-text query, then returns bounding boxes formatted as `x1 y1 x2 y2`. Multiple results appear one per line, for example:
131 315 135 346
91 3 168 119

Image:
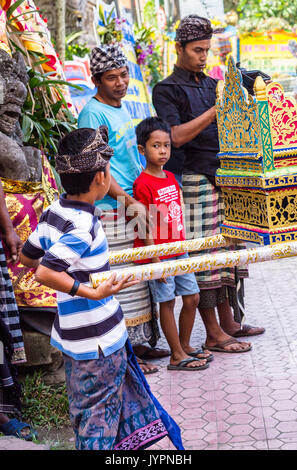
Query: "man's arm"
108 175 139 208
0 181 23 263
20 253 41 269
152 84 216 148
108 175 150 233
171 107 216 148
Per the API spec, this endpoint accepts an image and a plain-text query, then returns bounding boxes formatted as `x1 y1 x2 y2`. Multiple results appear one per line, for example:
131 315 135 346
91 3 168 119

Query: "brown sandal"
202 338 252 353
232 324 265 338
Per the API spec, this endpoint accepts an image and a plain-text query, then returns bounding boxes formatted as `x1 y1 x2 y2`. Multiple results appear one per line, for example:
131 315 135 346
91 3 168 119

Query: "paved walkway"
1 256 297 451
148 256 297 450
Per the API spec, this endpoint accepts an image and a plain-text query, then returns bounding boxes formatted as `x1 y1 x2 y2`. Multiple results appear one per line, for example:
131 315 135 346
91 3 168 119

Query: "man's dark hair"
93 71 104 83
58 128 102 196
136 117 171 147
92 65 129 84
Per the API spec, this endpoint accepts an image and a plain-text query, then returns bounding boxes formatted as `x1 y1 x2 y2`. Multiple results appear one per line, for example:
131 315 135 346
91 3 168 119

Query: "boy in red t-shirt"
133 117 213 371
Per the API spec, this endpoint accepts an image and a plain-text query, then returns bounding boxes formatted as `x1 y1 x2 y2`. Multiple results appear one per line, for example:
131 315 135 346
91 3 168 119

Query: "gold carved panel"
216 57 262 154
222 188 297 231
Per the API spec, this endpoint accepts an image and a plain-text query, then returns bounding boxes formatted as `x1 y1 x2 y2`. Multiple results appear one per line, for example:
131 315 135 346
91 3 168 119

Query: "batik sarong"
101 210 160 347
1 154 59 310
183 173 248 318
63 340 183 450
0 240 25 416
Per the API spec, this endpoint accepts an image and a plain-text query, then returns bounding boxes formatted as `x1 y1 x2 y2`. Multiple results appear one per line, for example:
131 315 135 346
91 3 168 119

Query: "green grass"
21 371 70 429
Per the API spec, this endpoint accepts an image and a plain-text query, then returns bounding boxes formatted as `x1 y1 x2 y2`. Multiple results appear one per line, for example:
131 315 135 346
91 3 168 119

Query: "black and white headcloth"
176 14 224 43
90 44 128 76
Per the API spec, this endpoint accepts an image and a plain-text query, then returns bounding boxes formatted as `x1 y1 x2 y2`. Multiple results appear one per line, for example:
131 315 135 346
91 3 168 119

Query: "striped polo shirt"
22 194 128 360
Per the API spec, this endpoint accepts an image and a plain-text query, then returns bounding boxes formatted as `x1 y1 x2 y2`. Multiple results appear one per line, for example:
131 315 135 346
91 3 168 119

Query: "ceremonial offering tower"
216 56 297 245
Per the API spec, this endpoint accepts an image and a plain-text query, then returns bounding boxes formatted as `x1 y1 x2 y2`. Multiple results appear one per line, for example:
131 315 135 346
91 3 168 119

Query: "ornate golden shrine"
216 56 297 245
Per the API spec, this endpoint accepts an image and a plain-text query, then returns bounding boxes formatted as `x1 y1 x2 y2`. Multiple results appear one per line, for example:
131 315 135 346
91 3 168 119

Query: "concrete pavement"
1 255 297 450
148 255 297 450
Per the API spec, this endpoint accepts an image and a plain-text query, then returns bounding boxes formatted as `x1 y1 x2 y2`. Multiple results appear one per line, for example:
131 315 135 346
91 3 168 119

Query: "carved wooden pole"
55 0 66 65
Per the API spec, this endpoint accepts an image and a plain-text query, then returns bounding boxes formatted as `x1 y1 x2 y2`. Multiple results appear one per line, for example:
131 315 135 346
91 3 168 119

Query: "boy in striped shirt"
20 126 183 451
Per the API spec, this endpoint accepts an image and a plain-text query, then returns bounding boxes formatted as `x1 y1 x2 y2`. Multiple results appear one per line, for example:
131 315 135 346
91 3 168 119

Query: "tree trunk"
55 0 66 65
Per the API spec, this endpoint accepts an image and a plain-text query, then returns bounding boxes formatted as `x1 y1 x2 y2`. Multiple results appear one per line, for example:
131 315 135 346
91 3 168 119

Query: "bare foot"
183 346 213 360
136 358 158 375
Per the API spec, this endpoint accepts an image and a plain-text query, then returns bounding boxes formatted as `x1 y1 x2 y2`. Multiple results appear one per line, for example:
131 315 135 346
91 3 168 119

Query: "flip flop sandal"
232 324 265 338
0 418 38 441
188 348 214 362
138 347 171 360
202 338 252 353
137 359 158 375
167 357 209 371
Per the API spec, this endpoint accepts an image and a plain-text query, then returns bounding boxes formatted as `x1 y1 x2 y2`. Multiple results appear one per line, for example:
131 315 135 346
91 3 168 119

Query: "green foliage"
134 25 163 88
64 31 91 61
65 42 90 60
96 6 124 44
237 0 297 30
143 0 158 29
20 67 78 163
21 371 70 428
4 0 79 163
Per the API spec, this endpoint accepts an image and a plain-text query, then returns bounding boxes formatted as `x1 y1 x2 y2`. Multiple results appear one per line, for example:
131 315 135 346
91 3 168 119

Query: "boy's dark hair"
59 171 98 196
57 128 107 196
58 127 94 155
136 117 171 147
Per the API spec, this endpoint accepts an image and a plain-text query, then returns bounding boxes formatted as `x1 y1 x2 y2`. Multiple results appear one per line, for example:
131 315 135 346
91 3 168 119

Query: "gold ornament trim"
91 241 297 286
216 56 262 154
109 235 231 264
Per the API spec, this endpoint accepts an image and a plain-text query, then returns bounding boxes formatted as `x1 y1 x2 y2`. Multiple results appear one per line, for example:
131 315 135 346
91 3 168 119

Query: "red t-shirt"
133 170 185 263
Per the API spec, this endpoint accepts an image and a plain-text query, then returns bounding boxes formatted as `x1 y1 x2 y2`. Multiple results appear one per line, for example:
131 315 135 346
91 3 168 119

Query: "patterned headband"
90 44 128 76
55 126 114 174
176 15 223 43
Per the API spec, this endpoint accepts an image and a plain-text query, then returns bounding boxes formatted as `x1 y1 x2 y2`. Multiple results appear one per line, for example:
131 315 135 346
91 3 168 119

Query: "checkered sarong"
0 241 25 363
182 173 248 290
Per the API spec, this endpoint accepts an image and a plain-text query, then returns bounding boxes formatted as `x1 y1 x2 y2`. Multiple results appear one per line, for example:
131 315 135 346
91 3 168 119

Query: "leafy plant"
96 5 126 45
2 0 80 162
21 370 70 428
64 31 91 61
134 25 163 88
65 42 90 60
237 0 297 31
20 66 78 163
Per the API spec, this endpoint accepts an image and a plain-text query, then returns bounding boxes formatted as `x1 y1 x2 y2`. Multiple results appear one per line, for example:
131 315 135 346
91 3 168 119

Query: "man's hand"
3 229 23 264
126 199 151 236
92 273 140 300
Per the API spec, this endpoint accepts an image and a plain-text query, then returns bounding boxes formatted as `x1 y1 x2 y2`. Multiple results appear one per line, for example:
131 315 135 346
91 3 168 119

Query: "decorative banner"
179 0 224 20
91 240 297 286
64 58 96 114
109 234 230 264
240 31 297 77
166 39 176 76
66 0 153 125
0 8 10 54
